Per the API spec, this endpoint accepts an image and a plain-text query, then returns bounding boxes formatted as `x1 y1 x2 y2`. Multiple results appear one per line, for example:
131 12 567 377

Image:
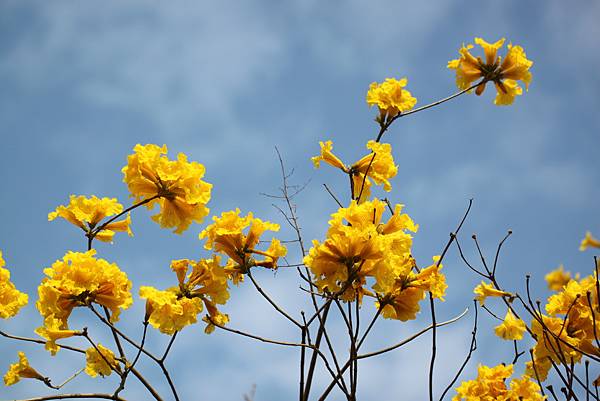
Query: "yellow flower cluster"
312 140 398 202
85 344 120 378
48 195 132 243
526 268 600 381
36 250 132 339
3 352 44 386
448 37 533 105
304 198 444 317
122 144 212 234
199 209 287 281
454 364 544 401
140 256 230 335
0 251 28 319
366 77 417 120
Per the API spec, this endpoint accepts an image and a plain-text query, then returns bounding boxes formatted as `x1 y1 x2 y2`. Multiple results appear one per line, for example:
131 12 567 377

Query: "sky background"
1 1 599 400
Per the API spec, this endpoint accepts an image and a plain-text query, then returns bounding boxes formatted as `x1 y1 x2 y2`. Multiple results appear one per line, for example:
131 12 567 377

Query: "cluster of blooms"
122 144 212 234
48 195 132 243
312 140 398 202
0 250 28 319
36 250 132 353
524 264 600 381
304 199 445 318
447 37 533 105
140 257 230 334
85 344 121 378
366 77 417 120
454 364 544 401
199 209 287 282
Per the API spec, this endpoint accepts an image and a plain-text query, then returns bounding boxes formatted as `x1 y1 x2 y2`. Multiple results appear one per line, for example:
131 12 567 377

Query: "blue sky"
1 1 599 400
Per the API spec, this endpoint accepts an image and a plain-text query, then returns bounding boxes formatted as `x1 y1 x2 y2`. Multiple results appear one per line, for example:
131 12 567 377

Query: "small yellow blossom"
580 231 600 251
311 140 346 170
494 309 526 340
199 209 286 276
0 251 28 319
411 256 447 301
122 144 212 234
3 352 45 386
366 77 417 120
544 265 575 291
36 250 132 326
311 140 398 201
48 195 132 243
448 37 533 105
35 316 80 355
85 344 120 378
473 281 512 305
141 256 230 334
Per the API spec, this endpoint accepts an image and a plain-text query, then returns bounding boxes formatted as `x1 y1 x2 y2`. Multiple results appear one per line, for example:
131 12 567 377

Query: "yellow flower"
453 363 514 401
454 364 544 401
494 309 526 340
306 199 418 305
448 37 533 105
411 256 447 301
3 352 45 386
311 140 346 170
580 231 600 251
199 209 286 275
544 265 575 291
311 140 398 202
140 286 203 335
0 251 28 319
366 77 417 120
141 256 231 334
85 344 120 378
508 375 545 401
122 144 212 234
473 281 512 305
529 314 584 381
48 195 132 243
36 250 132 326
35 316 80 355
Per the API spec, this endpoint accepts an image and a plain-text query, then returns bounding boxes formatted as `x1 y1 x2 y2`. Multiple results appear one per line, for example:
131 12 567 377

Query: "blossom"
35 316 80 355
0 251 28 319
311 140 398 202
454 364 544 401
528 314 584 381
85 344 120 378
141 256 230 334
3 352 45 386
305 199 419 306
48 195 132 243
544 265 576 291
580 231 600 251
473 281 512 305
199 209 286 278
366 77 417 120
494 309 526 340
448 37 533 105
36 250 132 326
122 144 212 234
